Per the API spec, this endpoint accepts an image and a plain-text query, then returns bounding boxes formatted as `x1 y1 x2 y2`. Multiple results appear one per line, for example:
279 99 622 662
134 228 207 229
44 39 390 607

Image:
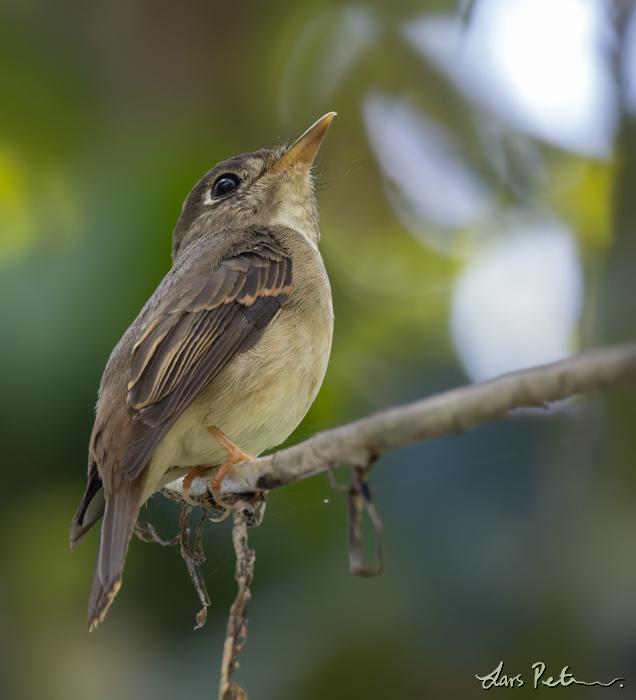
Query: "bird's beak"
271 112 336 171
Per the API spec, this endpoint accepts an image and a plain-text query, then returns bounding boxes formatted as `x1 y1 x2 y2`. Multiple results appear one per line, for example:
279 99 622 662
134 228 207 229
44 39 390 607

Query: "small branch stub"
347 466 384 577
180 505 211 630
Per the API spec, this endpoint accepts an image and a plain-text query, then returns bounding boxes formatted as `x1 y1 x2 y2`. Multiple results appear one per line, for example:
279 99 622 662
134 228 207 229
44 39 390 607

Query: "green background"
1 0 635 697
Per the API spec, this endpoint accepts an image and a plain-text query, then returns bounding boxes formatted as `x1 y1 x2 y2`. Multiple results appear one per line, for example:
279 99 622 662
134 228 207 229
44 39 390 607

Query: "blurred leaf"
546 158 615 253
0 145 81 265
0 145 35 264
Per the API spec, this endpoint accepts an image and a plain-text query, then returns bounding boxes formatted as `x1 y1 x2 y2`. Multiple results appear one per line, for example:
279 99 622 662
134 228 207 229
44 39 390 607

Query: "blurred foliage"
1 0 636 698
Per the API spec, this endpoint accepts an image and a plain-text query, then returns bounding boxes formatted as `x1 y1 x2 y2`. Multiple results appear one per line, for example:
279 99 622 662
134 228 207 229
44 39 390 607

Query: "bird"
70 113 336 630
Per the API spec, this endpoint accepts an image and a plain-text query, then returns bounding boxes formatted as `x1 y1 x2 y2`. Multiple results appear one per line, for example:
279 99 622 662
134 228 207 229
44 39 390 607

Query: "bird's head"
172 113 336 261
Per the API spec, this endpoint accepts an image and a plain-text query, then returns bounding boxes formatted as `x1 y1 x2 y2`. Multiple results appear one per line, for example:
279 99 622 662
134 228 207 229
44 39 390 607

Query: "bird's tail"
88 481 143 631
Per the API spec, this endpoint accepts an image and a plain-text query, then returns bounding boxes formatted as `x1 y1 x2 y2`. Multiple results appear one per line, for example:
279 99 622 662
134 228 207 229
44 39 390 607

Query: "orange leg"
206 426 254 509
181 427 254 516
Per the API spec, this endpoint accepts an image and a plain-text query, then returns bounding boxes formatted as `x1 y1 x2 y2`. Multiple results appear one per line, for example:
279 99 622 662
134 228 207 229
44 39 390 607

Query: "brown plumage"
70 114 336 630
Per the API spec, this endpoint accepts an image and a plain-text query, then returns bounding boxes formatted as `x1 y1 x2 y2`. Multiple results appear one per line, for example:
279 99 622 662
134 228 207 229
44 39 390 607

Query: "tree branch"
165 342 636 500
154 342 636 699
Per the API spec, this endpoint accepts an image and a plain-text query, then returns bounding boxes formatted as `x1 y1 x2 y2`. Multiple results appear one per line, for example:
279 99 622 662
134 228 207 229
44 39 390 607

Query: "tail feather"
70 468 105 550
88 481 142 630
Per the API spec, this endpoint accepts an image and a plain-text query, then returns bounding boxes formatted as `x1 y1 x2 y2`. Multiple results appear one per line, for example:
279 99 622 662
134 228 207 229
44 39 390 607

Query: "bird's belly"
146 308 332 494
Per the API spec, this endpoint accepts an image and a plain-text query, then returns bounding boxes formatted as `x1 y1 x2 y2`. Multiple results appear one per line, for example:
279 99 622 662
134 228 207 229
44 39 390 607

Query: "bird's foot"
181 465 231 521
206 425 254 512
181 427 254 518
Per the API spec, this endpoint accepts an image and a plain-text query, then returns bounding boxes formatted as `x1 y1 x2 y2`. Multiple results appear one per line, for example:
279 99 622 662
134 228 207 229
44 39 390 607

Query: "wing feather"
119 230 292 479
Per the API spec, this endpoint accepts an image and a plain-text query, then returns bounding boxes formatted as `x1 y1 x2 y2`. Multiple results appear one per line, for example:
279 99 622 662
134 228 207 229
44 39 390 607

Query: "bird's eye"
212 173 242 198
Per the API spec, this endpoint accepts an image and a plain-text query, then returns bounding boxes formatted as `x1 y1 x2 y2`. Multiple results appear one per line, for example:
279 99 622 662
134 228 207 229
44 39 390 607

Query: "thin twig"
219 495 266 700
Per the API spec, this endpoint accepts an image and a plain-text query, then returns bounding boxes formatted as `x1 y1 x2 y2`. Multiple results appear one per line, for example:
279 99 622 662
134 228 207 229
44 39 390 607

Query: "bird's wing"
115 229 292 485
73 229 290 560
